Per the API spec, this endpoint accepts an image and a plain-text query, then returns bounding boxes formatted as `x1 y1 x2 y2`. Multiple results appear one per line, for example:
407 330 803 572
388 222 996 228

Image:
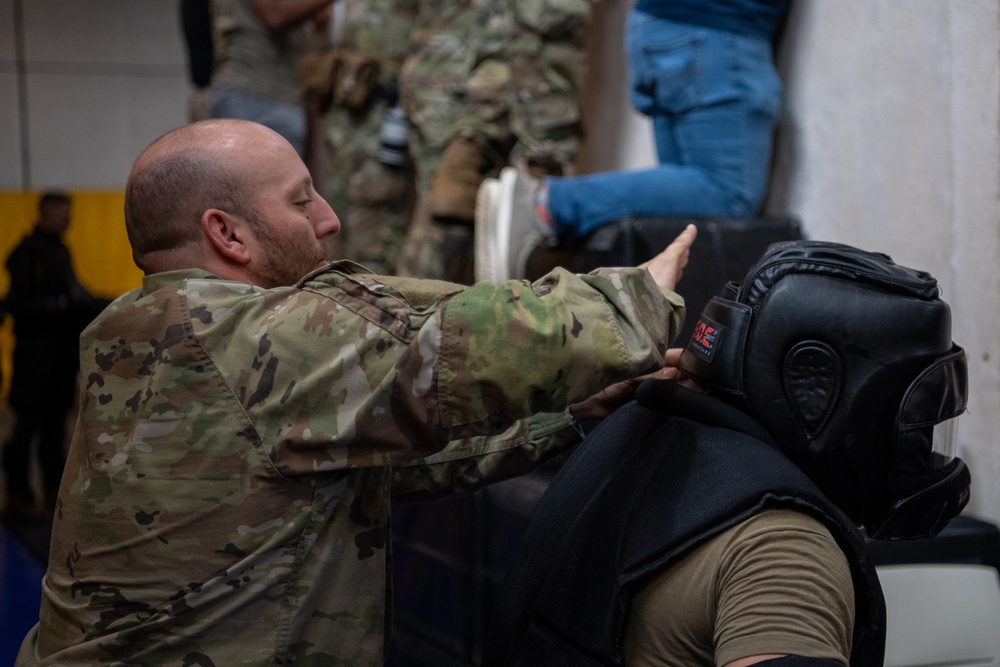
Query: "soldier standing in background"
396 0 592 283
308 0 420 275
311 0 590 282
209 0 335 156
179 0 216 122
2 193 107 522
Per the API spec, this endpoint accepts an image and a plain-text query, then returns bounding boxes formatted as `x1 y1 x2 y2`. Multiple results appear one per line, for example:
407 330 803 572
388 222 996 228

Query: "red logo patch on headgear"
689 316 724 362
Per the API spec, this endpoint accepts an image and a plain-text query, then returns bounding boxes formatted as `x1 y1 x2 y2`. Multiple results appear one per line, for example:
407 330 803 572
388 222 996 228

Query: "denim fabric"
545 10 783 240
634 0 790 39
211 85 307 156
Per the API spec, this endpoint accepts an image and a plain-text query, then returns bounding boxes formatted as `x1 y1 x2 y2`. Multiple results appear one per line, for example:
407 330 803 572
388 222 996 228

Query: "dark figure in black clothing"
2 193 108 521
180 0 215 121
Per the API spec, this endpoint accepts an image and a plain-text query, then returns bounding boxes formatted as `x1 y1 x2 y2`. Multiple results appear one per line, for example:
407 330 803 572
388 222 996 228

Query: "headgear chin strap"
679 241 970 539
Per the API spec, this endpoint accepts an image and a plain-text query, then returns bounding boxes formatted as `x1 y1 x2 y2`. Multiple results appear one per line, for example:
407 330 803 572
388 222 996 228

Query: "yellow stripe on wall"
0 191 143 398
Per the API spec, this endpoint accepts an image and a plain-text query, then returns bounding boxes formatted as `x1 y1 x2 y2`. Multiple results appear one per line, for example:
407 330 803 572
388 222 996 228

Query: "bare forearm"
251 0 332 29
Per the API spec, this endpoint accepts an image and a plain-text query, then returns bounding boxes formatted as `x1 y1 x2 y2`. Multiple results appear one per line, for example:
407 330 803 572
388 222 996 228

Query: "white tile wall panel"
26 71 187 189
21 0 185 67
0 0 16 62
0 71 24 188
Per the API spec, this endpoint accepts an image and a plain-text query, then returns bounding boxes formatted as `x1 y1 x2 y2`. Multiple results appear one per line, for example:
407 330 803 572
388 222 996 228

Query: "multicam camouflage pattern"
402 0 590 168
505 0 591 171
18 262 684 666
322 0 590 281
323 0 419 275
325 99 416 275
396 0 591 280
337 0 417 82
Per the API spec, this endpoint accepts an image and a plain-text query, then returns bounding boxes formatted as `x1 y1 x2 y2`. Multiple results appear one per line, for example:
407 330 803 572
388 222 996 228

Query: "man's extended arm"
388 221 696 498
217 263 684 476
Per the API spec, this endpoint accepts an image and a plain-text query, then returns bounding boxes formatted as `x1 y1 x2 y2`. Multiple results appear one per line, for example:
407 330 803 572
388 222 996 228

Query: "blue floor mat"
0 522 45 665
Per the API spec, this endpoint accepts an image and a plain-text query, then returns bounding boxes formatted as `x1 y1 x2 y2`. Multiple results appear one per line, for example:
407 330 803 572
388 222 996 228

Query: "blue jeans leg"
210 86 307 156
546 11 783 240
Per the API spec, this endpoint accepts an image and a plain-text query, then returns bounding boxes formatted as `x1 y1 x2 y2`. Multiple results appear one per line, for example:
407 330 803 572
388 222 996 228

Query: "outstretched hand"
570 225 699 423
640 224 697 292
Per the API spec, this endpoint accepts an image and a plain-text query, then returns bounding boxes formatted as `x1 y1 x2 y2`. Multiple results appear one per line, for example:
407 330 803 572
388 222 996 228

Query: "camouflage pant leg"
405 0 590 170
505 0 591 173
393 142 450 280
397 1 515 281
395 1 489 281
323 0 418 274
403 0 591 152
395 0 589 280
341 0 419 67
325 100 416 275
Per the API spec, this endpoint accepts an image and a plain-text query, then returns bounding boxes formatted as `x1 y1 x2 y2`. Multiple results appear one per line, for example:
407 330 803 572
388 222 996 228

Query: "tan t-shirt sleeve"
624 508 855 667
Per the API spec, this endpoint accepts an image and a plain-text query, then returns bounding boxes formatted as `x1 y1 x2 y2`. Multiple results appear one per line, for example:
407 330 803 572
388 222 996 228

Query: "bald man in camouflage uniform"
15 119 695 666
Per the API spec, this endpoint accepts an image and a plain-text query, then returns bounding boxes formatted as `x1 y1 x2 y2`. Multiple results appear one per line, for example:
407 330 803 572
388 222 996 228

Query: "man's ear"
201 208 251 265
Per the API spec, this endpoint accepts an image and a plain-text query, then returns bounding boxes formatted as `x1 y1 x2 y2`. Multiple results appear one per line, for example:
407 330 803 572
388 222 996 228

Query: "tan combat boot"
429 136 489 226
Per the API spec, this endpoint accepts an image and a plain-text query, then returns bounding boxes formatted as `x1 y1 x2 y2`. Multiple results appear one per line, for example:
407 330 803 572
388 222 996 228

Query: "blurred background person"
179 0 215 122
2 193 108 522
475 0 792 283
307 0 590 282
397 0 592 283
209 0 335 156
308 0 419 275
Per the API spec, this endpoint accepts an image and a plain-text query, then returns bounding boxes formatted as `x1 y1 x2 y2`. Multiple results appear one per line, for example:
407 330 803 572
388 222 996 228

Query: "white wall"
0 0 188 190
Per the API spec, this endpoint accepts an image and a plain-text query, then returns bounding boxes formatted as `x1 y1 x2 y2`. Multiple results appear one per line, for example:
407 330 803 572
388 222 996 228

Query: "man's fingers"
668 224 696 279
640 224 698 291
669 224 697 260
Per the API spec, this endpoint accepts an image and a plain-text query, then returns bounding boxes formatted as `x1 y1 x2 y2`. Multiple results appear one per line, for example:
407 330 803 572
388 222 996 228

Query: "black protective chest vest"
484 381 886 667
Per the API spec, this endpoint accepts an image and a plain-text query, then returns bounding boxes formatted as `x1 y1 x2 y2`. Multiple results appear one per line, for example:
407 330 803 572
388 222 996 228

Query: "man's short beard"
247 221 325 288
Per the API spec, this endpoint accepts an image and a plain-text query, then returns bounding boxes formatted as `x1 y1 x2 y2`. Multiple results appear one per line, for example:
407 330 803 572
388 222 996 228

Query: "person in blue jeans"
209 0 335 156
475 0 791 284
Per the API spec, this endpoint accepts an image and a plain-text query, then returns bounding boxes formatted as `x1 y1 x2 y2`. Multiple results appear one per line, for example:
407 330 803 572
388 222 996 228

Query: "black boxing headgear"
679 241 970 539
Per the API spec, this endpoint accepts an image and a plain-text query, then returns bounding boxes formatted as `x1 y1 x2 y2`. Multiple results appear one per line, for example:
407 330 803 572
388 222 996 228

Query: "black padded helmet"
679 240 970 540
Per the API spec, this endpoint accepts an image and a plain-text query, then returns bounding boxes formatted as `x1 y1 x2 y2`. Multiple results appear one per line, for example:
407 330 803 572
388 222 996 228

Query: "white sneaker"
474 167 549 284
474 176 504 283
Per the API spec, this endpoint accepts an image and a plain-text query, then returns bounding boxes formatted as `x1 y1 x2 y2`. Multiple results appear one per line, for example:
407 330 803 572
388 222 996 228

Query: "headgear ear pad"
680 241 969 537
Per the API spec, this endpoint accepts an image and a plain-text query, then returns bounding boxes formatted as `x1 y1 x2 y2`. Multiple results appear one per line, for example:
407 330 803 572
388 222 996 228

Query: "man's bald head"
124 120 280 273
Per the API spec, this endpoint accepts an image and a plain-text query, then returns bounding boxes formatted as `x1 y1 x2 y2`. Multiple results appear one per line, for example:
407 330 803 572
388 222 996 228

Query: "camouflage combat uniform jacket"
17 261 683 666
